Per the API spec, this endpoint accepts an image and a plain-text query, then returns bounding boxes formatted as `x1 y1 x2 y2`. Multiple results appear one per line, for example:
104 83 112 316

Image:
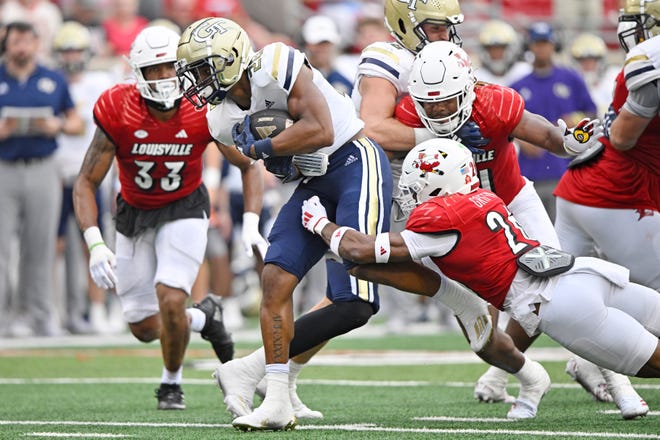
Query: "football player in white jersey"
176 17 392 431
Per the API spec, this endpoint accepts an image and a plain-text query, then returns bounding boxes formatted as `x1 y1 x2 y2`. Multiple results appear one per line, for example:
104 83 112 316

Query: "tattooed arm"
73 127 117 231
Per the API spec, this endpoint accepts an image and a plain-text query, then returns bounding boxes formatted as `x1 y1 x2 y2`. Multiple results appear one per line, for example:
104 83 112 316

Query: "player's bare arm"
317 222 413 263
270 65 334 155
609 107 651 151
353 261 442 296
73 127 116 230
512 110 569 156
359 76 416 153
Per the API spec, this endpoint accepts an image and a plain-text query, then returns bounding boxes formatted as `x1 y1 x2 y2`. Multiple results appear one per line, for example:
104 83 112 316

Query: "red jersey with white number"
555 71 660 211
396 83 526 205
405 189 539 309
94 84 211 209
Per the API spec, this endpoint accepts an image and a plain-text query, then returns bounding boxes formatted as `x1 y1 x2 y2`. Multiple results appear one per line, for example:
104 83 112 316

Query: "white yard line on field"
2 421 659 439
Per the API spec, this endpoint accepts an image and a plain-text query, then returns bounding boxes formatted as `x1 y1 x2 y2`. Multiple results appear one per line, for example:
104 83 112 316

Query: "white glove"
84 227 118 290
242 212 269 258
559 117 604 155
301 195 330 234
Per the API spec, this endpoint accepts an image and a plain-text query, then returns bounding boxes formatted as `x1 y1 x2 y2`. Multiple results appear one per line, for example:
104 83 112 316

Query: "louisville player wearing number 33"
73 26 235 411
175 17 392 431
301 138 660 398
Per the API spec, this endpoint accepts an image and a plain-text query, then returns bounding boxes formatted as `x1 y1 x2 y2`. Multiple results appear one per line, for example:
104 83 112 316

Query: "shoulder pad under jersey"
623 36 660 91
249 42 307 93
356 41 414 94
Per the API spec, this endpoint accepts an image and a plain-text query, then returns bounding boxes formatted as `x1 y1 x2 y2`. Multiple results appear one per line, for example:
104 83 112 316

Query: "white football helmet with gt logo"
384 0 464 53
398 138 479 216
129 26 183 110
618 0 660 52
408 41 476 137
176 17 253 108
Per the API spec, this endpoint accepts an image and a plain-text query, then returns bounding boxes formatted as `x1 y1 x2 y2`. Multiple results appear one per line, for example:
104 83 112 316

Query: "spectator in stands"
102 0 148 58
509 22 596 221
302 15 353 95
0 0 63 63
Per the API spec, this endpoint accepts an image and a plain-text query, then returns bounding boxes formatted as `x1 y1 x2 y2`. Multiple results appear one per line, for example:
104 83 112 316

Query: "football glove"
232 115 274 159
559 117 604 155
301 195 330 235
241 212 269 258
454 120 489 155
84 226 118 290
263 156 302 183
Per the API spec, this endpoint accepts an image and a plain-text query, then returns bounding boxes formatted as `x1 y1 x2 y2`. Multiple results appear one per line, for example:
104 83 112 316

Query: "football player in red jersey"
73 26 233 410
301 139 660 412
552 2 660 418
395 41 605 410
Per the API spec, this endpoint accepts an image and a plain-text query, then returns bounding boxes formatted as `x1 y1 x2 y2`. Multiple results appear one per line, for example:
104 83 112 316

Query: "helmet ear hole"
398 18 407 35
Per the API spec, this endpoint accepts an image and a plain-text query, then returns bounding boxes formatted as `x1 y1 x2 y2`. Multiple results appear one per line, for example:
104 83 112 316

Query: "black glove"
454 120 489 155
264 156 302 183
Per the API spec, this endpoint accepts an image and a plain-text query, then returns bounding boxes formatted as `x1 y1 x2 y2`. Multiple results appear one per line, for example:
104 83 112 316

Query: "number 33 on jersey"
93 84 212 209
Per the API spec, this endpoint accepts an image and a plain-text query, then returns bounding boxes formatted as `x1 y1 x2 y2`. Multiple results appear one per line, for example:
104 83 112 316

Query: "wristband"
83 226 105 251
414 127 435 146
243 211 260 230
329 226 354 257
253 138 274 159
374 232 391 263
313 217 330 235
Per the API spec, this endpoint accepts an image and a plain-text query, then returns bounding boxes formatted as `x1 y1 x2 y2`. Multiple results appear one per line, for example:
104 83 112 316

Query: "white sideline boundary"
2 420 660 439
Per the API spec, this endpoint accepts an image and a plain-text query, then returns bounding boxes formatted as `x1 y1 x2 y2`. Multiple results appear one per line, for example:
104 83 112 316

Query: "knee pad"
289 301 374 357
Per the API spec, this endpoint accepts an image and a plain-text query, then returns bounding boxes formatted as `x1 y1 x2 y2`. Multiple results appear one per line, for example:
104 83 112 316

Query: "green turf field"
1 325 658 439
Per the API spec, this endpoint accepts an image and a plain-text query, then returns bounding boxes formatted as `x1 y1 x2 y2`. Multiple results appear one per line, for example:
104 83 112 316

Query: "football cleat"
474 367 515 403
232 373 296 432
155 383 185 410
213 361 259 418
194 294 234 363
507 360 551 419
599 368 649 419
255 376 323 419
565 357 613 402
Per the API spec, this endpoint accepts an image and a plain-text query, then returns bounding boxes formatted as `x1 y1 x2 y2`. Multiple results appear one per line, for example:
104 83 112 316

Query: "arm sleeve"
400 229 458 259
622 81 660 118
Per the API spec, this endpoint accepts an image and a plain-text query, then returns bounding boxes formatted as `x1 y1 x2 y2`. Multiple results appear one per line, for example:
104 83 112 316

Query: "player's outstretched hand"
560 117 604 155
301 196 330 235
89 244 118 290
242 212 269 258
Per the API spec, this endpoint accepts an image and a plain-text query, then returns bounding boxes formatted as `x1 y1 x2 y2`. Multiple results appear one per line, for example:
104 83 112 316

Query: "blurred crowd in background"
0 0 628 338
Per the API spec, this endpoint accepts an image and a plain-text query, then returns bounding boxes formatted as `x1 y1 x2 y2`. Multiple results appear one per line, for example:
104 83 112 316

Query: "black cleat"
194 294 234 363
155 383 185 410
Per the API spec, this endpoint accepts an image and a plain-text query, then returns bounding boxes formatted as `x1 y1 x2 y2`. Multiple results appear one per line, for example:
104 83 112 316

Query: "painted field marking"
24 433 131 438
2 421 659 439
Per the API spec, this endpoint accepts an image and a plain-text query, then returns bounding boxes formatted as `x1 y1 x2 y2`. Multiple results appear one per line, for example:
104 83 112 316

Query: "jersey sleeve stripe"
624 54 649 66
282 48 296 91
359 57 400 79
271 43 283 81
363 46 400 63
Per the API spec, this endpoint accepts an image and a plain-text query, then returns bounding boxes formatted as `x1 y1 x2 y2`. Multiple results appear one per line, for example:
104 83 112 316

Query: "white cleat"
599 368 649 420
213 361 259 418
233 373 296 432
507 360 551 420
474 367 515 404
565 357 613 403
290 384 323 419
617 397 649 420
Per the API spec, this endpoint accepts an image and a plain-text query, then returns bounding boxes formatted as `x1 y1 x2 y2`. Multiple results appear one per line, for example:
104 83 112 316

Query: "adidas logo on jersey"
175 129 188 139
344 155 358 167
265 100 274 109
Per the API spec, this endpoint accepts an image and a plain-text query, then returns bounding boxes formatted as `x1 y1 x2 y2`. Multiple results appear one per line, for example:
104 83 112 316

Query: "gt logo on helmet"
192 20 229 43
